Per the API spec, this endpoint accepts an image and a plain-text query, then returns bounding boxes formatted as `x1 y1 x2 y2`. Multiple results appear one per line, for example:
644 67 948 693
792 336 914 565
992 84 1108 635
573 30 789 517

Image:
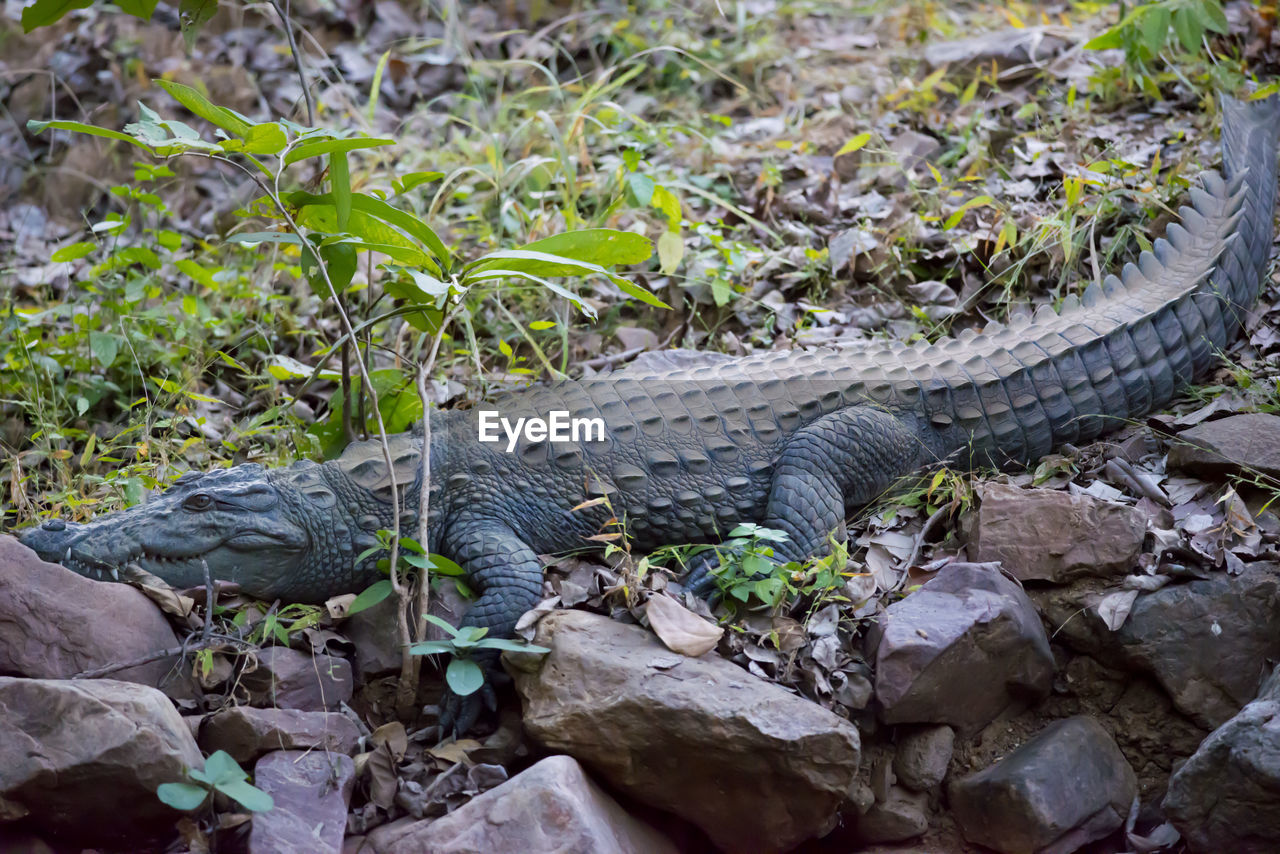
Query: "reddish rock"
0 536 196 699
1164 669 1280 853
249 750 355 854
367 755 678 854
949 716 1136 854
198 707 361 764
1168 413 1280 480
242 647 353 712
869 562 1054 732
965 484 1146 582
507 610 860 854
0 677 202 843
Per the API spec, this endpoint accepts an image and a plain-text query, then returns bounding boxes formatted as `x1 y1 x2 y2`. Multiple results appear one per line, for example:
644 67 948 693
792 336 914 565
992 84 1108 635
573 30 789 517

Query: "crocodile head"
18 463 344 602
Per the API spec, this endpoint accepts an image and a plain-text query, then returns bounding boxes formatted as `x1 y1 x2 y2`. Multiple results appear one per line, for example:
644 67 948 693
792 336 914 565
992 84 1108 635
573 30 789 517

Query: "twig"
903 503 951 572
269 0 315 126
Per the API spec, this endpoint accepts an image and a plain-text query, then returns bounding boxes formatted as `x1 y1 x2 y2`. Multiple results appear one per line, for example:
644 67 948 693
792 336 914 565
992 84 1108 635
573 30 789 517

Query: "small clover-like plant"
157 750 274 813
409 615 550 697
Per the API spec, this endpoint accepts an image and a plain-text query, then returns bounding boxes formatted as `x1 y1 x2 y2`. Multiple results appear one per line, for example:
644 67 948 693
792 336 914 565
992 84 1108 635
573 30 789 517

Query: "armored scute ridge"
18 95 1280 730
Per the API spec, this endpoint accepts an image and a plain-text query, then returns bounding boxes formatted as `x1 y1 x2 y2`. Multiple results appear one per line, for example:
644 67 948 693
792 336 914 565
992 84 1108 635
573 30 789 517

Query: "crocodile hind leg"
685 406 930 598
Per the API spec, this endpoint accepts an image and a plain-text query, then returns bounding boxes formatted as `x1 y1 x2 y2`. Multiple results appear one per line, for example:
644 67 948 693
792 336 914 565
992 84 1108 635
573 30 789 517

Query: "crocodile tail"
1214 93 1280 338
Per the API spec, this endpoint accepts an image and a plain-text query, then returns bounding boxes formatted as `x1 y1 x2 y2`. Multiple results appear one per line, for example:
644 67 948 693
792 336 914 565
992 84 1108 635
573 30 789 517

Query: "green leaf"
331 152 352 232
466 269 592 317
156 782 209 811
177 0 218 49
422 613 461 638
1140 6 1170 56
288 191 449 273
476 639 550 654
509 229 653 268
115 0 158 20
408 640 456 656
657 231 683 274
1197 0 1229 34
1172 8 1204 51
626 173 656 207
445 657 485 696
238 122 287 155
21 0 91 32
392 171 444 195
465 249 668 309
283 137 395 166
1083 26 1126 51
202 750 248 786
154 80 252 137
89 332 121 368
835 132 872 156
428 554 466 576
27 119 156 153
51 241 95 263
347 579 393 615
216 779 274 812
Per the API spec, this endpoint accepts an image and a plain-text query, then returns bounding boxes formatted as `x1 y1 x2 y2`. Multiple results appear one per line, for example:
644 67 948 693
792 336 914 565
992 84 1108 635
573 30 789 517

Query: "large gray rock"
1167 413 1280 481
853 785 930 843
950 716 1136 854
367 755 679 854
0 677 202 842
964 484 1147 582
198 707 361 764
1039 562 1280 729
869 562 1054 732
0 536 195 698
507 610 861 854
249 750 355 854
242 646 353 712
1164 670 1280 853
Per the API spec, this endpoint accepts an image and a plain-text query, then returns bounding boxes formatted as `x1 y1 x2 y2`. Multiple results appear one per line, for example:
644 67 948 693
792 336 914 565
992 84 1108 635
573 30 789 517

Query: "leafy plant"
1085 0 1229 66
157 750 274 813
408 615 549 697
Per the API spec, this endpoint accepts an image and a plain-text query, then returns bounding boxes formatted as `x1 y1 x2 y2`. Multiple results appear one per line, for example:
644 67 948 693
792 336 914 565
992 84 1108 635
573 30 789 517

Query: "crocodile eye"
183 493 214 511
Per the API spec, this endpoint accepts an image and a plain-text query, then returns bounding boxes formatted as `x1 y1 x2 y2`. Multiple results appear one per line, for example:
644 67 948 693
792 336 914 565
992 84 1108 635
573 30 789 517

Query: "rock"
199 707 361 764
343 583 467 682
949 716 1136 854
507 610 860 854
242 646 354 712
924 27 1070 72
0 536 196 699
366 755 679 854
1164 669 1280 853
868 562 1054 732
1039 562 1280 729
964 484 1147 582
854 785 930 843
0 677 202 843
894 724 955 791
249 750 355 854
1167 413 1280 481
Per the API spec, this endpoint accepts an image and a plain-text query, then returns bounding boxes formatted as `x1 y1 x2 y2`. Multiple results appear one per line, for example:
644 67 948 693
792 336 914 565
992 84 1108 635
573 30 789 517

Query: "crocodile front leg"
688 406 932 597
437 516 544 735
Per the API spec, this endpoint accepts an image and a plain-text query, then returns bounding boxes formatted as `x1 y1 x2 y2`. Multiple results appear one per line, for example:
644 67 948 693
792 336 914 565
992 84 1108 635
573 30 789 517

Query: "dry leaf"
1096 589 1140 631
645 594 723 657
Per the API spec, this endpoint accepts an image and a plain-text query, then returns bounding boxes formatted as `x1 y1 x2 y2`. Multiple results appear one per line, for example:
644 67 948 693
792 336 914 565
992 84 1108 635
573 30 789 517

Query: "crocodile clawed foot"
439 679 497 739
681 553 723 608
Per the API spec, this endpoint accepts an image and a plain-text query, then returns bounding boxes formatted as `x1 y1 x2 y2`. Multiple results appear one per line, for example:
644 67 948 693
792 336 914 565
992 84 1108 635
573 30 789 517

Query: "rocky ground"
4 0 1280 852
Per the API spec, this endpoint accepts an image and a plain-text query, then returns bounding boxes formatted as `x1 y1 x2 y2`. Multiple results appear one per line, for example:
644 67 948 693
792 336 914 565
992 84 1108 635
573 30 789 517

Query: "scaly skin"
19 95 1280 732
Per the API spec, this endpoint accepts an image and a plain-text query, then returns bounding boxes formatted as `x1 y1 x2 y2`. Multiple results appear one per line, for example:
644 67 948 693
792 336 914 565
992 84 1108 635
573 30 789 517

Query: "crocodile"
18 94 1280 728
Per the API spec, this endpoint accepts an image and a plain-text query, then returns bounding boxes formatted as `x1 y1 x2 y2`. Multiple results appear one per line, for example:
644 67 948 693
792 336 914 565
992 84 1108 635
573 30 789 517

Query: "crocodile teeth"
65 547 72 561
110 567 119 581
